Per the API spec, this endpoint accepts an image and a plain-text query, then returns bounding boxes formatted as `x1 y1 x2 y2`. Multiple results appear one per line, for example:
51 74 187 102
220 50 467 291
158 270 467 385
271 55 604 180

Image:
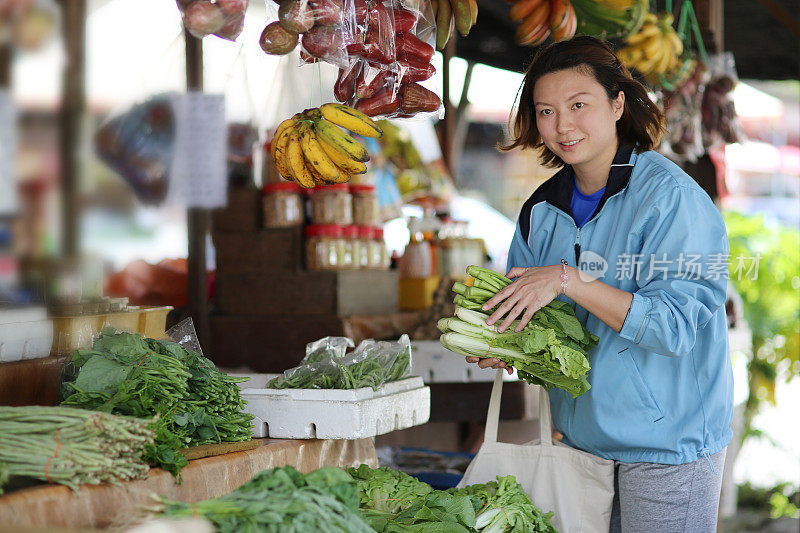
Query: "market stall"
1 0 790 530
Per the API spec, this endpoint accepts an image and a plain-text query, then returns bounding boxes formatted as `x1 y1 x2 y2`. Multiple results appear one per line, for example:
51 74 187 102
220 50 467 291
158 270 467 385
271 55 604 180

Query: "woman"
465 36 733 532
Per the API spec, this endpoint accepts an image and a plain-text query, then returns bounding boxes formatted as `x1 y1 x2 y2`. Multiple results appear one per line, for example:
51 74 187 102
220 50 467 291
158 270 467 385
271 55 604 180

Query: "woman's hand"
482 266 564 333
464 356 515 374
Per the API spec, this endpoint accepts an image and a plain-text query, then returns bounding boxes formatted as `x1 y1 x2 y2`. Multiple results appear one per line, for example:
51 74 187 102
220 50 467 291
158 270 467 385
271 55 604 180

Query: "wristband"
560 259 569 295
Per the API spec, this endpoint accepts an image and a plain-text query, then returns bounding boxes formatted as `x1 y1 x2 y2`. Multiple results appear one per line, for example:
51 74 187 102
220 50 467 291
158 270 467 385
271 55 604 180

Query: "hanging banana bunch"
507 0 578 46
271 104 382 188
617 12 684 85
430 0 478 50
571 0 648 40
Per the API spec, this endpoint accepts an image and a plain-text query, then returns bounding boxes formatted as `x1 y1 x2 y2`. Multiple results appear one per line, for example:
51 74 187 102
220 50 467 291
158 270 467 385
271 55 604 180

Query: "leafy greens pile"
60 328 253 476
158 465 374 533
438 266 598 398
348 464 558 532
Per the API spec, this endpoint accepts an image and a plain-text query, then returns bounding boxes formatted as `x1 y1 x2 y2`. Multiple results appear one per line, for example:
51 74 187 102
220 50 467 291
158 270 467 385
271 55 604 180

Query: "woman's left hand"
483 266 563 333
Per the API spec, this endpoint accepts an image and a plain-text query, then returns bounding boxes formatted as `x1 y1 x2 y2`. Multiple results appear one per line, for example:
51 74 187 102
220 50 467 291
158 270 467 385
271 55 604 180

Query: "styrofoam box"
238 375 431 440
411 340 518 383
0 307 54 363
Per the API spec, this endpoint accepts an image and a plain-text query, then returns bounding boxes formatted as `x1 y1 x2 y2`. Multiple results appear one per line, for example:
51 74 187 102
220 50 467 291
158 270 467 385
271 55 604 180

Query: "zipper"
574 228 582 266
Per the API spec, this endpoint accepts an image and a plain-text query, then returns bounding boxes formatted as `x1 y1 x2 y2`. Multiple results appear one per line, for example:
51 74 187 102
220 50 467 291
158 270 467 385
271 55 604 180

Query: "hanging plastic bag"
702 52 745 149
94 95 176 205
177 0 249 41
660 60 708 164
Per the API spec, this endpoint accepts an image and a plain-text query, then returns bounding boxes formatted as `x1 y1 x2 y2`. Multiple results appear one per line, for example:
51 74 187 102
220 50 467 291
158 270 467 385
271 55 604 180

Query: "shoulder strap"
483 370 554 447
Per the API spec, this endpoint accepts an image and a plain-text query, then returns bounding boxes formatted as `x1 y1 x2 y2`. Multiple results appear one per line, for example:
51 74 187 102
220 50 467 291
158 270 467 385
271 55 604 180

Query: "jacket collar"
518 143 636 241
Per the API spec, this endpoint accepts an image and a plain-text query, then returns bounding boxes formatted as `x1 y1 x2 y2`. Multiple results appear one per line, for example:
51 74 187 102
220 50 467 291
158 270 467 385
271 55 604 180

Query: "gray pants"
610 448 727 533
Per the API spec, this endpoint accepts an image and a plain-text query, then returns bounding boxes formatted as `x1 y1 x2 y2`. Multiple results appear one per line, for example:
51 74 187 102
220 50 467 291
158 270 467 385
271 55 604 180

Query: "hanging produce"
509 0 577 46
617 12 683 84
177 0 249 41
702 52 745 148
571 0 648 40
271 103 383 188
430 0 477 48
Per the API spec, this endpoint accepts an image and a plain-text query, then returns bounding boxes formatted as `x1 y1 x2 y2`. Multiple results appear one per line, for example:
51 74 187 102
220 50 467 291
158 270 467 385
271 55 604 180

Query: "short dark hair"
499 35 665 168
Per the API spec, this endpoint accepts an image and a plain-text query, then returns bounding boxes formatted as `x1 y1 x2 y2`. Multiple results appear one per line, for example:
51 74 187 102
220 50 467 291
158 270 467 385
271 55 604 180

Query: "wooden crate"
211 187 262 232
215 269 399 317
212 227 304 275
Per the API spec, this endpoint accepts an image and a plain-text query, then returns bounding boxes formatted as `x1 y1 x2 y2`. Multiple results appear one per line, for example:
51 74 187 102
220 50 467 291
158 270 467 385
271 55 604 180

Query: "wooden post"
60 0 86 256
0 44 10 88
451 61 474 176
441 36 456 177
692 0 724 54
184 32 211 352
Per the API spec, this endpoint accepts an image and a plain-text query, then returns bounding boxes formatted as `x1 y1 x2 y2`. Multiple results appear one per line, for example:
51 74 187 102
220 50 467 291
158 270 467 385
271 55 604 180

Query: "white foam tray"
0 318 54 363
411 340 518 383
239 375 431 440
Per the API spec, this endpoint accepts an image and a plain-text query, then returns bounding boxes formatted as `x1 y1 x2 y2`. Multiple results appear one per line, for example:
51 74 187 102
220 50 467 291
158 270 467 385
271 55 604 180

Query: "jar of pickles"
305 225 345 270
311 184 352 225
262 182 303 228
350 185 379 226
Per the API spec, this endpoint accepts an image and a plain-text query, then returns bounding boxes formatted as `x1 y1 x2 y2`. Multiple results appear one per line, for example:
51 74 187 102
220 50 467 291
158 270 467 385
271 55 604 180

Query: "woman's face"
532 67 624 171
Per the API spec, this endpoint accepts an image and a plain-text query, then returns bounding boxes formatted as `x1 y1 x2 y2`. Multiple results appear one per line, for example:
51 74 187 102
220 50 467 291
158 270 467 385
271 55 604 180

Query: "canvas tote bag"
458 370 615 533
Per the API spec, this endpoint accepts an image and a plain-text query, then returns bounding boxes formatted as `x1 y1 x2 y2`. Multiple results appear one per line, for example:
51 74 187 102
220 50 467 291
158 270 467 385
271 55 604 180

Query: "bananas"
617 11 685 84
431 0 477 49
509 0 577 46
319 103 382 138
270 104 380 188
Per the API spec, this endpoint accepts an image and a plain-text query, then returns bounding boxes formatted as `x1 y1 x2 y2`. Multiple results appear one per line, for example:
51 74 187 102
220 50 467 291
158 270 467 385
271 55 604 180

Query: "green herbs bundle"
156 465 374 533
0 406 154 491
438 266 598 398
60 328 253 477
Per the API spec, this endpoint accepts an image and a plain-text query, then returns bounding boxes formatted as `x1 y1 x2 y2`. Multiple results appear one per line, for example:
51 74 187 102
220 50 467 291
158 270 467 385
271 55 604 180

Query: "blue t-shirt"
571 181 605 228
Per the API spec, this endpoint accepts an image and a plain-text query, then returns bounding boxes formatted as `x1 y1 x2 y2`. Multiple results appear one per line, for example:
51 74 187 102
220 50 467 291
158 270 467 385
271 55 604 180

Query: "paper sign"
167 92 228 208
0 90 17 215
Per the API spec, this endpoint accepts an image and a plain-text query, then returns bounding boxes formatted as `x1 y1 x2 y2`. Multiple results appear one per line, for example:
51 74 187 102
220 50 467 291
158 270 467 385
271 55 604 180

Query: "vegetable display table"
0 437 378 530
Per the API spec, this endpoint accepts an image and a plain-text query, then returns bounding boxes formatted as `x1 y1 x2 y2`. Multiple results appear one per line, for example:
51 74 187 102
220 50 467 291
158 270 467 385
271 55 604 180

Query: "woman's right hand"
465 356 515 375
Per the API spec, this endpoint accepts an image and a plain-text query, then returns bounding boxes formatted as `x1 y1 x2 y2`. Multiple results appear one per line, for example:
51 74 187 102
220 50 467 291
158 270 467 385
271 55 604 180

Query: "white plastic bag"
459 370 615 533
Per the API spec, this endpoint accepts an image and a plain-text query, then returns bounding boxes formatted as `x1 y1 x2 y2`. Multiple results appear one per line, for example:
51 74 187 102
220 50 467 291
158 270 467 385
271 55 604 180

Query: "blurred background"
0 0 797 530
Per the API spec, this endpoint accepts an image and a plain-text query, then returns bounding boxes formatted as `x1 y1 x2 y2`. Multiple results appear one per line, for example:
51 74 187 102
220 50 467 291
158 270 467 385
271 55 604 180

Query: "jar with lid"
262 182 303 228
305 225 345 270
350 185 379 226
311 184 353 225
373 227 390 270
357 226 374 269
341 225 359 269
365 227 384 270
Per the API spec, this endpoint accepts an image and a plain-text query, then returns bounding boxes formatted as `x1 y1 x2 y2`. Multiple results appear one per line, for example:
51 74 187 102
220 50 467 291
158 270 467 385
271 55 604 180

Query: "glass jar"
305 225 345 270
357 226 374 269
365 226 383 270
341 225 358 269
262 182 303 228
311 184 353 225
373 227 390 270
350 185 379 226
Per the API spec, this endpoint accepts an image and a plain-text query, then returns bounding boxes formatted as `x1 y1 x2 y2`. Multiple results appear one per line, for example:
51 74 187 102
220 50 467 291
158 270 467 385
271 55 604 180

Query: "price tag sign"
0 90 17 215
167 92 228 208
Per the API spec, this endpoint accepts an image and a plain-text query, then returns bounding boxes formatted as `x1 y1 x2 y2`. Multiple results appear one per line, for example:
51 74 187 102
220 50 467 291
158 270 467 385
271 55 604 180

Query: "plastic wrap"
268 334 412 389
177 0 249 41
335 0 442 119
94 95 175 205
702 52 745 149
660 60 708 164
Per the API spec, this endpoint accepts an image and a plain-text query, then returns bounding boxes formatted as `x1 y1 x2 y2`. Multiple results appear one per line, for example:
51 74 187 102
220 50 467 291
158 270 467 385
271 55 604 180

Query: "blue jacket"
507 144 733 465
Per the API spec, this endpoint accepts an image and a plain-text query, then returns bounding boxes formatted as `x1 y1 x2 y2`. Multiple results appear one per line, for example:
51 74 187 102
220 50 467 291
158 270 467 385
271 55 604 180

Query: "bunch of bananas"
572 0 648 40
271 103 382 188
510 0 577 46
617 12 684 83
375 119 423 170
431 0 477 50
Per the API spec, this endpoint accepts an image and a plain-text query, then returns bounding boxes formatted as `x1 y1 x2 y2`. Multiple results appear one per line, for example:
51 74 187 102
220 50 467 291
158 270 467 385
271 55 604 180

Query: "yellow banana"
318 135 368 174
286 128 316 188
665 29 683 56
315 118 370 163
625 22 659 45
272 123 298 178
653 42 673 74
640 34 664 59
319 103 382 138
299 123 342 183
271 116 299 159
